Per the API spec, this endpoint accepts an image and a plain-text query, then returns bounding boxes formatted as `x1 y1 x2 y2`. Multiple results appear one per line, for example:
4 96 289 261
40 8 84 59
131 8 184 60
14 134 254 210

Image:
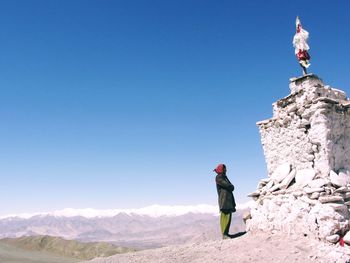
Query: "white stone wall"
257 74 350 178
247 194 350 240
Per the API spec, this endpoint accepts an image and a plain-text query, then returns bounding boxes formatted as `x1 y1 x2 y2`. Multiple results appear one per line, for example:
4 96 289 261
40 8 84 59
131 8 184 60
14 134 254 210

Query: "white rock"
318 196 344 203
326 203 348 213
324 187 334 195
308 178 327 188
311 203 337 221
272 189 286 195
326 234 340 243
343 231 350 245
300 119 310 127
303 187 324 194
269 183 282 192
247 191 260 198
270 163 291 183
265 180 274 190
299 195 317 205
242 211 252 224
280 169 296 189
334 187 349 193
309 192 320 199
292 191 304 197
330 170 348 187
306 154 315 162
295 169 316 187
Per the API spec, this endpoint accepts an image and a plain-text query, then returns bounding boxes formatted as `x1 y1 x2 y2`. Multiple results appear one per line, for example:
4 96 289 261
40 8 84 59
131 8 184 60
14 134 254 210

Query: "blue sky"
1 0 349 214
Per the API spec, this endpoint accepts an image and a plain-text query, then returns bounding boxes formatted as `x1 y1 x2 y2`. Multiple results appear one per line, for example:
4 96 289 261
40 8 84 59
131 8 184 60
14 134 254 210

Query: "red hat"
214 164 226 174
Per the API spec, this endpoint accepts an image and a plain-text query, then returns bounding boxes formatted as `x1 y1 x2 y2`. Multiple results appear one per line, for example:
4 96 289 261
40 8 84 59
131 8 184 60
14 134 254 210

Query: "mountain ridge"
0 203 253 220
0 207 249 249
0 235 135 261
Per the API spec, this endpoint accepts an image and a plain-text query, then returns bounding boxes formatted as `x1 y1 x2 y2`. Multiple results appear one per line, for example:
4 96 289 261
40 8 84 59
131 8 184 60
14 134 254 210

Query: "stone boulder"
330 170 349 187
308 178 327 188
326 234 340 244
270 163 291 183
295 169 316 188
280 169 296 189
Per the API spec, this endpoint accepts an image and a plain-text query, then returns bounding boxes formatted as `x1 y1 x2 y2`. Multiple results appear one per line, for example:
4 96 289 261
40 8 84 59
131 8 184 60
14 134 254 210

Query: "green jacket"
216 174 236 213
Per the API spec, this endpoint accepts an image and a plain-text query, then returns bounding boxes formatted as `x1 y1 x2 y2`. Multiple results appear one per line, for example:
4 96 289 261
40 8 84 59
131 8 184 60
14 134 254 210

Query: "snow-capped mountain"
0 204 220 220
0 203 253 220
0 204 250 249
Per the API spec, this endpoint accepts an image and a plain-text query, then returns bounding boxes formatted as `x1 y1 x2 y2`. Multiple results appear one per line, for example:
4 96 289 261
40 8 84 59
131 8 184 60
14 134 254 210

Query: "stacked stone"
247 163 350 243
247 74 350 244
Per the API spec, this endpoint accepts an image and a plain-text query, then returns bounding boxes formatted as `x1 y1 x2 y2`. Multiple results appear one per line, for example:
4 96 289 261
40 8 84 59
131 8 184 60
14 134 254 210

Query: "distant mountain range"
0 204 250 249
0 204 221 219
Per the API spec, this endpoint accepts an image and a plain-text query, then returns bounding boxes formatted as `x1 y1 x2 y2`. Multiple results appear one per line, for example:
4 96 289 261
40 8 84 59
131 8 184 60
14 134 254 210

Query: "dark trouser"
220 211 231 235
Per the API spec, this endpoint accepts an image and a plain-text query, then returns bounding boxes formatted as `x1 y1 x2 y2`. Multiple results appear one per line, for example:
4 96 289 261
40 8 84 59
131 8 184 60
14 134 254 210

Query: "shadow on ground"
229 232 246 239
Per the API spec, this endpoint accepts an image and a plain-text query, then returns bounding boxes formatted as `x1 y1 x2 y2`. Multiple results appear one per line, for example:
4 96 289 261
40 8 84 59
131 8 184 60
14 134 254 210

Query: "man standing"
214 164 236 239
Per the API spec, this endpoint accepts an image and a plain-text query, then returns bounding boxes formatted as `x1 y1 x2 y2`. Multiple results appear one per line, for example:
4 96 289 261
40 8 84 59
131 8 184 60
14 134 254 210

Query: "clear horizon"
1 0 350 215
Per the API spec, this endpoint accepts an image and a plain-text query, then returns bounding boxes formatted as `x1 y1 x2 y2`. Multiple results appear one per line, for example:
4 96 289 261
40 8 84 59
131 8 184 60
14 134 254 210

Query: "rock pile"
247 74 350 245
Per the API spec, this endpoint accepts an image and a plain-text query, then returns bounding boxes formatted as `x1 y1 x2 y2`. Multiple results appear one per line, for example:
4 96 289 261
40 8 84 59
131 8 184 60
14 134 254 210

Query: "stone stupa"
246 18 350 244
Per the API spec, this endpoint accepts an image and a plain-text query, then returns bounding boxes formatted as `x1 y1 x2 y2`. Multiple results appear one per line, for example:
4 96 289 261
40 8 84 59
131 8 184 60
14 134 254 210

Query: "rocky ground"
84 231 350 263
